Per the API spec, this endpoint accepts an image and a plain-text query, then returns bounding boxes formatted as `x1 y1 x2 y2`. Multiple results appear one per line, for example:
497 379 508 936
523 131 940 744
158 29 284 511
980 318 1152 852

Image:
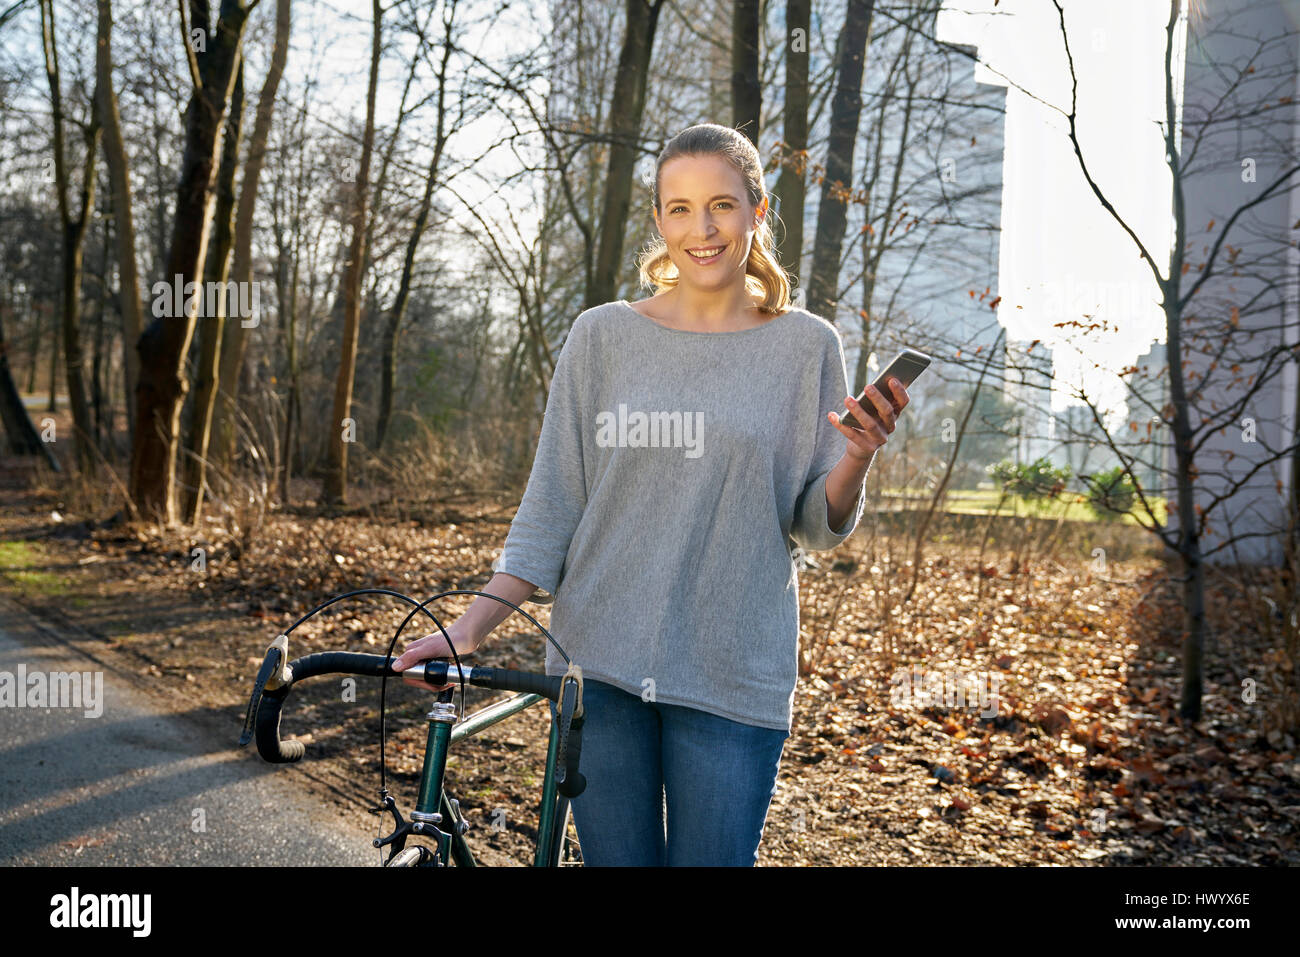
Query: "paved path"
0 601 379 865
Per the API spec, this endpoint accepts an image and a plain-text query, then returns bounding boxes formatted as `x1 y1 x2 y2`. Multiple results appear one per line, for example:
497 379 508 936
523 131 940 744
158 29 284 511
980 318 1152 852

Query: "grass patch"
878 488 1166 525
0 539 70 596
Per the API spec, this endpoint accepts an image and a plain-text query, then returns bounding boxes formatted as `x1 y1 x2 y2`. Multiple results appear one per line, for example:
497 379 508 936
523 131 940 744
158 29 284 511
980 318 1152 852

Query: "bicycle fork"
412 697 469 863
373 694 470 865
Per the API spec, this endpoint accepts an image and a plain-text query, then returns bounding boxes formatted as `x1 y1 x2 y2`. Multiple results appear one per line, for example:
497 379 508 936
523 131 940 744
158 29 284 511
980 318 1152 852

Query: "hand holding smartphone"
839 348 931 430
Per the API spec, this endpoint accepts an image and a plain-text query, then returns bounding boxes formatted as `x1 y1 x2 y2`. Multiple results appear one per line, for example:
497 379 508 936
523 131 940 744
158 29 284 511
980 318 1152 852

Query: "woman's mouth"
685 244 726 265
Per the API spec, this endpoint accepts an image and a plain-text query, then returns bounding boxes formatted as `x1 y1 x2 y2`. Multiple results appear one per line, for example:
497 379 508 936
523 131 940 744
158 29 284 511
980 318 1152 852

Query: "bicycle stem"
408 698 457 864
414 699 456 822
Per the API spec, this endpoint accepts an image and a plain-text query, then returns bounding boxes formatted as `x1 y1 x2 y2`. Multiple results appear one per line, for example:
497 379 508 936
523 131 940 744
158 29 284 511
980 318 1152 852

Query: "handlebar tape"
254 685 306 763
423 661 564 701
557 716 586 798
253 653 391 763
290 651 394 680
252 652 576 766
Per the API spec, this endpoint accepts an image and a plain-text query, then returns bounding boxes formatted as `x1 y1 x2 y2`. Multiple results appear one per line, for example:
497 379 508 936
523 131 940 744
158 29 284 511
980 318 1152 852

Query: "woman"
393 123 908 866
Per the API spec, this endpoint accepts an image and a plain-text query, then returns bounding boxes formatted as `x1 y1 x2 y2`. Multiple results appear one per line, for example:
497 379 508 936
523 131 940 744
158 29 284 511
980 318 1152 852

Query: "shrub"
987 456 1072 500
1083 465 1138 519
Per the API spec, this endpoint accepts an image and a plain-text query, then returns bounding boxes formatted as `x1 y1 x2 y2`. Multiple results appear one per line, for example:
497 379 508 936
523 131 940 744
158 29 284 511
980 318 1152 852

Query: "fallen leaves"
776 538 1300 865
4 483 1299 867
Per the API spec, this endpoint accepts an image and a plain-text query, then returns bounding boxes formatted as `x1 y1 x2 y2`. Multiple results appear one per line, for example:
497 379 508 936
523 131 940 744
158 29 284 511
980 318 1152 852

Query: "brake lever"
555 678 575 787
554 672 586 798
238 635 291 747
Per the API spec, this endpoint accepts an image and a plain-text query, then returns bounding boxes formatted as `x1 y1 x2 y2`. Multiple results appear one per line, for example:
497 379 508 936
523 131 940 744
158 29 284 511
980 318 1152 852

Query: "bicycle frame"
408 690 572 866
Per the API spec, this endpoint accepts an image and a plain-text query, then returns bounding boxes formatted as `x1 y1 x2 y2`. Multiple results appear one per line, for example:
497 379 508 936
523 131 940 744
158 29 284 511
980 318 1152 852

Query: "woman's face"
653 153 767 296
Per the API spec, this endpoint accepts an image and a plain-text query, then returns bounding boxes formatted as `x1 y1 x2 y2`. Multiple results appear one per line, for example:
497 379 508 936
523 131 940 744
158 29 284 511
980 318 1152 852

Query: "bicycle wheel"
558 801 583 866
384 844 438 867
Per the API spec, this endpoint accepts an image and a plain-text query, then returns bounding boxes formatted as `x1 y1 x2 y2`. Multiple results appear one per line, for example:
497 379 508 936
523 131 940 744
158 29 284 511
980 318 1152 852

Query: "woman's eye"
668 202 732 213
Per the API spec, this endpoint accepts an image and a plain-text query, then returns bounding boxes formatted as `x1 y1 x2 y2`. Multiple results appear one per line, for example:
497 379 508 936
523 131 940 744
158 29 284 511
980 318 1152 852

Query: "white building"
1177 0 1299 566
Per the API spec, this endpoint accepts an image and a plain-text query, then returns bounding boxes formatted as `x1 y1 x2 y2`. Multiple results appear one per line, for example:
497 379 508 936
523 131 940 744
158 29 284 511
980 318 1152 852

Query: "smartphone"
838 347 931 430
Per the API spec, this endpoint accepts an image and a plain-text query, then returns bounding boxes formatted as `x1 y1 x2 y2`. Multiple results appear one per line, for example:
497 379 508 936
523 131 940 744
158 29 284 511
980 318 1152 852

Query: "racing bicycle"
238 587 586 866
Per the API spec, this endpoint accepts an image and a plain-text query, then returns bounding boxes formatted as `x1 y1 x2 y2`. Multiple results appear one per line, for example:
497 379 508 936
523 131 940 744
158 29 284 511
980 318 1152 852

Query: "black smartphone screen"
839 349 931 429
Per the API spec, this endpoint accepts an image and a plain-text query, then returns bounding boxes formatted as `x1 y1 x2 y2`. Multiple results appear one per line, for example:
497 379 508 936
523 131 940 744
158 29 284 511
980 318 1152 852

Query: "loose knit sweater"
492 299 869 731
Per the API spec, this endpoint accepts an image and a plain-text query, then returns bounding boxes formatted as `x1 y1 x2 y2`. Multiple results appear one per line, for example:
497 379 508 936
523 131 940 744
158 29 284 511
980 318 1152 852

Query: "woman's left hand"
828 377 910 463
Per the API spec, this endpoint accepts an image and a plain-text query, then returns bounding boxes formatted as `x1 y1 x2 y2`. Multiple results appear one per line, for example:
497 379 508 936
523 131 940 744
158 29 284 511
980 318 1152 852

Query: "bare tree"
41 0 100 472
377 0 464 449
1050 0 1300 721
322 0 381 506
183 63 245 522
772 0 811 284
129 0 258 523
95 0 142 443
211 0 291 476
587 0 666 310
806 0 874 321
902 327 1005 604
731 0 761 145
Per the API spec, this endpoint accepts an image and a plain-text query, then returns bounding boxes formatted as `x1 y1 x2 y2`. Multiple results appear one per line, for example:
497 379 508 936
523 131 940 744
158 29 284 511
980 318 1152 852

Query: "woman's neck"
659 284 759 327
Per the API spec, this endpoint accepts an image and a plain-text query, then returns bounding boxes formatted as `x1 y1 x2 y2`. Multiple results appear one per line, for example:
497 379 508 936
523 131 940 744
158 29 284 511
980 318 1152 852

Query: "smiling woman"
634 123 792 325
395 122 907 869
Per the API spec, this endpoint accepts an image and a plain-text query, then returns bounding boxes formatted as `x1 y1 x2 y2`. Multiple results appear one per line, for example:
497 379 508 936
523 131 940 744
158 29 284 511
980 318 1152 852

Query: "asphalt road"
0 602 378 865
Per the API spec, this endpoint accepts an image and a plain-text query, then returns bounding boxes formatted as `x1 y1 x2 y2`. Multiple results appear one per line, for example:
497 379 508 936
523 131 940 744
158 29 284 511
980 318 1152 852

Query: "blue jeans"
548 677 788 866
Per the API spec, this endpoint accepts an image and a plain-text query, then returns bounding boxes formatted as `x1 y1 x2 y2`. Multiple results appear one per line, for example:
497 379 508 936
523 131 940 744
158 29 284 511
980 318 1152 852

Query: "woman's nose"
692 216 719 238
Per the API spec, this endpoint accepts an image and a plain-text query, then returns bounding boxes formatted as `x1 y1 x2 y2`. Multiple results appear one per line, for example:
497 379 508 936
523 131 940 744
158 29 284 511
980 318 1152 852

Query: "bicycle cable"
375 588 572 797
273 584 572 836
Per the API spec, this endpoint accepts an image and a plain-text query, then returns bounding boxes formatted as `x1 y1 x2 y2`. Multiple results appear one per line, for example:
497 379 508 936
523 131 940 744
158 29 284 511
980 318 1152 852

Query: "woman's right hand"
391 618 482 691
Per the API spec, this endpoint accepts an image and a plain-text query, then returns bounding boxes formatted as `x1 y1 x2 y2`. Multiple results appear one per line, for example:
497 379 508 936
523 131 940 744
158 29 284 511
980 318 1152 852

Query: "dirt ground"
1 461 1297 866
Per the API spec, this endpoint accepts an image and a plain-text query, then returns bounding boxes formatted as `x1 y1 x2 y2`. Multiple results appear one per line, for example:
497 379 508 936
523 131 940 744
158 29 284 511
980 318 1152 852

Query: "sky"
292 0 553 257
937 0 1182 429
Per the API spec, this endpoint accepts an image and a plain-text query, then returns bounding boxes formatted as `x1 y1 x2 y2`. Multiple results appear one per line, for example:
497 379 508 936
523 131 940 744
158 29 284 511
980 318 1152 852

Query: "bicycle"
238 587 587 866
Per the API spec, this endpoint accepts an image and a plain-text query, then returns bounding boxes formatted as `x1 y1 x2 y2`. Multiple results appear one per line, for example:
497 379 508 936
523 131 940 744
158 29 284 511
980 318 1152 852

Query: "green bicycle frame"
410 691 571 866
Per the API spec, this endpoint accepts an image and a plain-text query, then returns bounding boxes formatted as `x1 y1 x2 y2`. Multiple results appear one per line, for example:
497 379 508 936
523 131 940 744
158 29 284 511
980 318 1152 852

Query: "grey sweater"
493 300 869 731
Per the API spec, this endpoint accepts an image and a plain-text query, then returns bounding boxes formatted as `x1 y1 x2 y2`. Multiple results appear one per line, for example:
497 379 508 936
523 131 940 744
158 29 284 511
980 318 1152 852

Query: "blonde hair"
635 123 793 315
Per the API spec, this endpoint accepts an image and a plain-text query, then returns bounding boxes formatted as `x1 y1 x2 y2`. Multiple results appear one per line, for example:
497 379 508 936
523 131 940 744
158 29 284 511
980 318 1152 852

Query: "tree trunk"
587 0 666 309
282 247 301 503
41 0 100 473
213 0 291 474
376 11 456 449
1167 290 1208 720
96 0 142 443
26 306 40 395
807 0 875 321
773 0 811 285
1289 340 1300 572
91 222 110 448
46 305 57 413
129 0 253 524
183 64 245 524
0 286 58 468
276 129 305 505
322 0 382 506
731 0 761 146
375 162 434 448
